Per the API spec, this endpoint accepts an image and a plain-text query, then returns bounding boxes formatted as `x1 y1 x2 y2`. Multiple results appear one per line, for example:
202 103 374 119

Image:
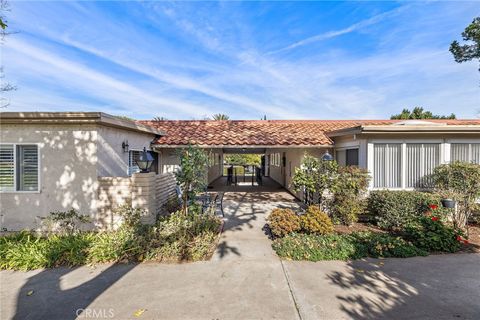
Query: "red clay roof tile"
138 119 480 147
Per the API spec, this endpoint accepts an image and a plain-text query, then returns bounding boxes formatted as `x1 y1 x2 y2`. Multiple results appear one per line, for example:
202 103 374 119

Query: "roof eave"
0 112 164 136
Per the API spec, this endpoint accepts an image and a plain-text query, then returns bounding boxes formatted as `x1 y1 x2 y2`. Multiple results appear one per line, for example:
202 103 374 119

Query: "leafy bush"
267 208 301 237
0 210 222 270
433 161 480 229
115 204 144 229
163 194 181 215
272 233 366 261
272 231 428 262
404 216 462 253
0 232 94 270
41 209 91 235
330 166 370 225
300 206 334 235
367 190 441 230
351 232 427 258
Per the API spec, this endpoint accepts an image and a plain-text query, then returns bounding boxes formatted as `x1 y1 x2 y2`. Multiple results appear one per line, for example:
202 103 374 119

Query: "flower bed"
268 204 468 262
0 211 222 271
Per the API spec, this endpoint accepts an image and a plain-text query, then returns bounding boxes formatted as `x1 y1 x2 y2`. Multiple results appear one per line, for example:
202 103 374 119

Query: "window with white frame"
0 144 39 192
451 143 480 164
373 143 402 188
128 150 141 175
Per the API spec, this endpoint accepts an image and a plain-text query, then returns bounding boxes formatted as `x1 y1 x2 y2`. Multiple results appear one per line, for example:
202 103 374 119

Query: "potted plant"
441 198 456 209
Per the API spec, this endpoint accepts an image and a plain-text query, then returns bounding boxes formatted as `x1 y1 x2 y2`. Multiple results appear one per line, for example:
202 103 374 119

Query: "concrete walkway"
1 190 480 320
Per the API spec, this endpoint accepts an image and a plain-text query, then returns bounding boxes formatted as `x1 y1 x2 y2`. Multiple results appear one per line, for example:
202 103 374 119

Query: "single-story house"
1 112 479 231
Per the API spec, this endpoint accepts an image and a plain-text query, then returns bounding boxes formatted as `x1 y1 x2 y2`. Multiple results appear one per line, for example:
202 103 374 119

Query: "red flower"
463 239 469 244
456 235 462 241
429 204 438 210
431 216 439 222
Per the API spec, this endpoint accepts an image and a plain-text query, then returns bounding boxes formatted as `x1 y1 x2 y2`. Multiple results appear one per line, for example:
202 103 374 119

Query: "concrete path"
1 190 480 320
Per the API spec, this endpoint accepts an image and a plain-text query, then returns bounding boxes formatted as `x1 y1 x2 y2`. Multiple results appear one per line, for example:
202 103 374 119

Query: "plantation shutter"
406 143 440 188
450 144 469 162
17 145 39 191
373 143 402 188
0 144 15 191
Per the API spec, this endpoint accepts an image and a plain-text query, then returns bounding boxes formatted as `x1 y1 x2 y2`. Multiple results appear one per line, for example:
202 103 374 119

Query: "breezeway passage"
2 190 479 319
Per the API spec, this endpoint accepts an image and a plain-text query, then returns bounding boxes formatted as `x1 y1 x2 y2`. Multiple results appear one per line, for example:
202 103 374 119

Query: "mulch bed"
461 224 480 253
334 223 385 235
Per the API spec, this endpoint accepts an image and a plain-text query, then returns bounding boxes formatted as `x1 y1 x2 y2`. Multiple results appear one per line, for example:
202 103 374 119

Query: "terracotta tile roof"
139 119 480 147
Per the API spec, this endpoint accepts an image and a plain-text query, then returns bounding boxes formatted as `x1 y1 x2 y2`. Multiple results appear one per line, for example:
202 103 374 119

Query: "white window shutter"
17 145 39 191
0 145 15 191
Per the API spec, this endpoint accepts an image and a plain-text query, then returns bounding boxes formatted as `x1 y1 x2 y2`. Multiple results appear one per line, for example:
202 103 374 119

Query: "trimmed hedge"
367 190 441 230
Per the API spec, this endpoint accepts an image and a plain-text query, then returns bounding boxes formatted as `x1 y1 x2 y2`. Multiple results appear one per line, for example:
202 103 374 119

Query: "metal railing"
223 164 262 186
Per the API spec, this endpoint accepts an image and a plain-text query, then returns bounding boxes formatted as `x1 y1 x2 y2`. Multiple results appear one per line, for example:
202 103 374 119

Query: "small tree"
330 166 370 225
433 161 480 230
292 155 321 206
291 154 337 208
175 145 209 215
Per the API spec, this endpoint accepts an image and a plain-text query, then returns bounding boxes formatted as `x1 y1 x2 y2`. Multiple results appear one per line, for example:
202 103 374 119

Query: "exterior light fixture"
122 140 129 153
136 147 154 173
321 150 334 161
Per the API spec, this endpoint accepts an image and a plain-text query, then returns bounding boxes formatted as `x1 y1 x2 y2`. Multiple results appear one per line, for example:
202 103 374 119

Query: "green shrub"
0 232 94 270
115 204 144 229
300 206 334 235
367 190 441 230
267 208 301 237
272 231 428 262
351 232 427 258
433 161 480 229
41 209 91 235
404 216 462 253
272 233 366 261
0 210 222 270
331 166 370 225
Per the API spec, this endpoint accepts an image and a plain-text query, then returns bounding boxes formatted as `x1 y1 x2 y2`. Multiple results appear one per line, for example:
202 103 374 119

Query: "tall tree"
212 114 230 120
390 107 456 120
450 17 480 71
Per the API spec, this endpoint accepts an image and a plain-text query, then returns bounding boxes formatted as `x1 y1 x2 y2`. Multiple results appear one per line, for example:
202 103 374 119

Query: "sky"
2 1 479 120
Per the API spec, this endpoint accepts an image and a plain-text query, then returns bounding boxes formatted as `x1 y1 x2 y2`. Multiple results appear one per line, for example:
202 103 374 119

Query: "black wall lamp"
122 140 129 153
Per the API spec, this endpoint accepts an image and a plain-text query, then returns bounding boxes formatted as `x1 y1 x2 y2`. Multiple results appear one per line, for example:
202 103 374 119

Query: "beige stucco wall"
0 123 159 231
97 126 156 177
0 124 99 230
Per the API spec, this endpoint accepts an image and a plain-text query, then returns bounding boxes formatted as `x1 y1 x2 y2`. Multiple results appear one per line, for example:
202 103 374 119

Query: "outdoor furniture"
176 186 224 216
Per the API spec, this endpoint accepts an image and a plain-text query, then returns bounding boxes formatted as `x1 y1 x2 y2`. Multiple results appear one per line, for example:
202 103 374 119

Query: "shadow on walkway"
13 263 136 320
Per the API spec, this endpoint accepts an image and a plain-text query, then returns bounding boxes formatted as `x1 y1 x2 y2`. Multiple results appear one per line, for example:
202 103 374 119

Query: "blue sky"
2 1 479 120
